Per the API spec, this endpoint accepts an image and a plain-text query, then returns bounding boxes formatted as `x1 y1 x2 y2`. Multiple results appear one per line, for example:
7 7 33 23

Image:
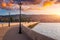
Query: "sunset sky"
0 0 60 15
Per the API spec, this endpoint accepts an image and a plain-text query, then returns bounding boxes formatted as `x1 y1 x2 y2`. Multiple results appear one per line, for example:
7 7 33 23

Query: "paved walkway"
0 26 32 40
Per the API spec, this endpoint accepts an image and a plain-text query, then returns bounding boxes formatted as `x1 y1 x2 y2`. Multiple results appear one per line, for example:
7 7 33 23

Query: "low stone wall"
21 25 55 40
0 23 19 27
21 22 38 27
0 22 37 27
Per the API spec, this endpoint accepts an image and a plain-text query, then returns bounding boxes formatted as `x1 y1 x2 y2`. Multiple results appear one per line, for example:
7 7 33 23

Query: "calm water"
32 23 60 40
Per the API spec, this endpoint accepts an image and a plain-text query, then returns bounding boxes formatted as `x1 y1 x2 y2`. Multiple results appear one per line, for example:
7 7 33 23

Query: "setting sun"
43 1 52 7
43 4 60 15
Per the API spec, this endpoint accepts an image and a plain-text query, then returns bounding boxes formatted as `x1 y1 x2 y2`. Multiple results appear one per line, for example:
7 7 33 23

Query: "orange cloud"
1 2 7 8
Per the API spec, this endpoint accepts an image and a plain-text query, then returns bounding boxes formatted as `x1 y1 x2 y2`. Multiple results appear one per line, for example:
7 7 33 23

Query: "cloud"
14 0 41 4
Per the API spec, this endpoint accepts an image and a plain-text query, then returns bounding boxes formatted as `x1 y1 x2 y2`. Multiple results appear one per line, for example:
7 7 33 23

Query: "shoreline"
0 22 37 27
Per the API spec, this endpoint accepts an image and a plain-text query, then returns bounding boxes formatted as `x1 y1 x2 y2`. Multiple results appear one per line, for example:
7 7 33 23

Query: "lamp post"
7 2 14 27
8 12 10 27
18 1 22 34
13 0 22 34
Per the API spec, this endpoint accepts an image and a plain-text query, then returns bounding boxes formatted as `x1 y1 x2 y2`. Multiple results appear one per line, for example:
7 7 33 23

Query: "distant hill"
0 14 60 22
